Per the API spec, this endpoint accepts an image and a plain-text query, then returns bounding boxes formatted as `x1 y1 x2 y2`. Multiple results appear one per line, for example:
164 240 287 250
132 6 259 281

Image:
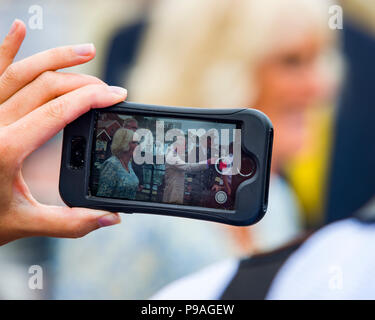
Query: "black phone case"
59 101 273 226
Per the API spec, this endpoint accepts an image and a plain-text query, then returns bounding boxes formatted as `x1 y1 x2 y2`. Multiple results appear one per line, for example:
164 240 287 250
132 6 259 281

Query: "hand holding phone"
0 21 127 245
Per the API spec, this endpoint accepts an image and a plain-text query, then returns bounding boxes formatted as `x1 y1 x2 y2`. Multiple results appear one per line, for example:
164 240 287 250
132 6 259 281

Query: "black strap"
220 238 306 300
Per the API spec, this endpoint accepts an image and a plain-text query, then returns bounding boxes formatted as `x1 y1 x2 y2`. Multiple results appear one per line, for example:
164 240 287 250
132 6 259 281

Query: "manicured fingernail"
98 213 121 227
73 43 95 56
9 19 20 36
108 86 127 96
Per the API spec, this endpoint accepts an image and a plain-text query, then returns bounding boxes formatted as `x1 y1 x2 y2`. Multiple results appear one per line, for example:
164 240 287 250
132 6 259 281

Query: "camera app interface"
90 112 256 210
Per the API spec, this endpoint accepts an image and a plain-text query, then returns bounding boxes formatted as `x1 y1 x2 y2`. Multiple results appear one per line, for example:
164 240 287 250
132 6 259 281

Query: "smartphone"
59 102 273 226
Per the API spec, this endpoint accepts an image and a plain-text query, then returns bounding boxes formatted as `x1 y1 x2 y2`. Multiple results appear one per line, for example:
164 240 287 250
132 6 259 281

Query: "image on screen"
89 112 256 210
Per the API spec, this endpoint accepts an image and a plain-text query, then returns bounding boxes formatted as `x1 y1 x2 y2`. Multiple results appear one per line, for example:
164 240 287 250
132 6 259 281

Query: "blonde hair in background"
128 0 341 108
111 128 134 157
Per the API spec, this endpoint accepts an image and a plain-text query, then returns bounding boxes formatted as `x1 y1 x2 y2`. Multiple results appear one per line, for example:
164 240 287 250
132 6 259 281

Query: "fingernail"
8 19 20 36
98 213 121 227
73 43 95 56
108 86 127 96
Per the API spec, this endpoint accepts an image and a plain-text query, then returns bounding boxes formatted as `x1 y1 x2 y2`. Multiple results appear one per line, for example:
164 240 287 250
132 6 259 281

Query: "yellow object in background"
286 105 334 228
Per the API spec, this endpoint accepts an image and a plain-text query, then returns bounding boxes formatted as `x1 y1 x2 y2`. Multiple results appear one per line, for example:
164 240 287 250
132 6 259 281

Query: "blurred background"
0 0 374 299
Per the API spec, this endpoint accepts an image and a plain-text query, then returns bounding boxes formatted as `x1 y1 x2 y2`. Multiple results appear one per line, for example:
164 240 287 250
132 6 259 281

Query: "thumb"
26 205 122 239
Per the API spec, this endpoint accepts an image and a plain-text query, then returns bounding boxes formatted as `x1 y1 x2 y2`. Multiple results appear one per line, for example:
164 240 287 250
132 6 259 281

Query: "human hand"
0 20 127 245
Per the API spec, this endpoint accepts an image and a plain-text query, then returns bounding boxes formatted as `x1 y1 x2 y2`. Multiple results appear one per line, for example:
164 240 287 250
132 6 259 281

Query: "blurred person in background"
129 0 342 258
267 0 375 299
130 0 343 299
287 0 375 228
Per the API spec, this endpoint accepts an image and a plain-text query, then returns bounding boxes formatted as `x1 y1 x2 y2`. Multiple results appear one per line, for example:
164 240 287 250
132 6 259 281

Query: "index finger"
0 43 96 104
0 19 26 75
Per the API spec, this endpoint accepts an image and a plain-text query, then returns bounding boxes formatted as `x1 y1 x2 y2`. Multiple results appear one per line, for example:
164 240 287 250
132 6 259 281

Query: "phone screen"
89 111 256 210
